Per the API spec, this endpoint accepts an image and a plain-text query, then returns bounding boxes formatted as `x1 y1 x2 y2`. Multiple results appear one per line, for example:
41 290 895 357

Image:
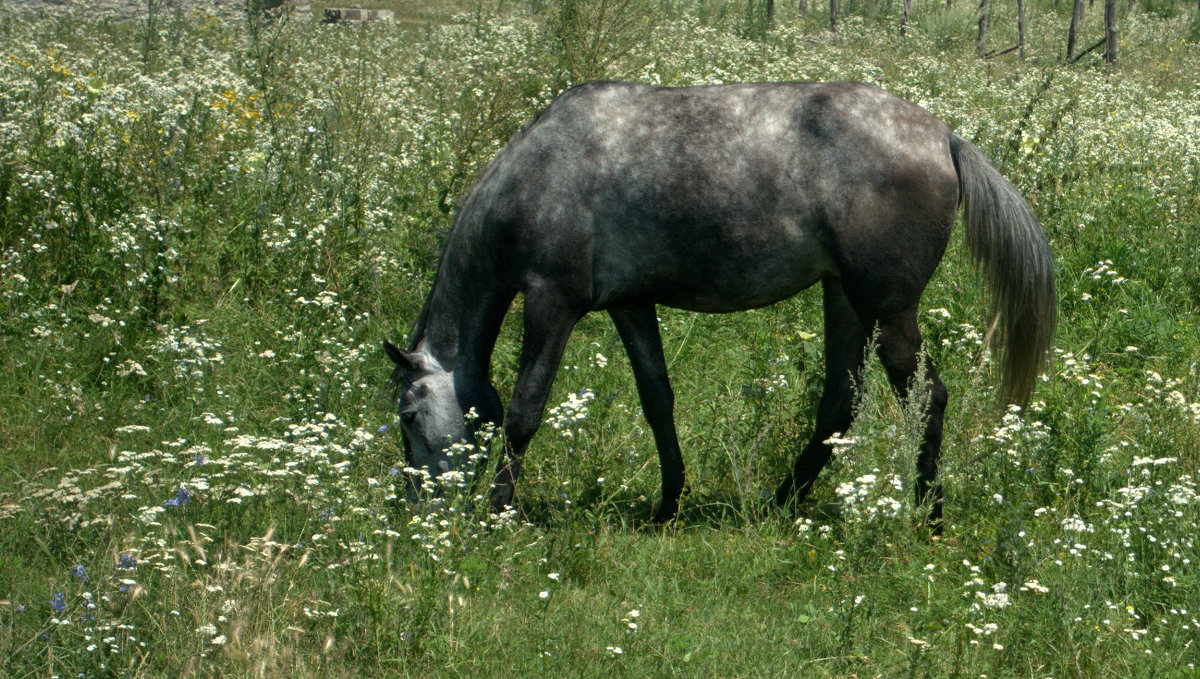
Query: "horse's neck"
415 248 510 378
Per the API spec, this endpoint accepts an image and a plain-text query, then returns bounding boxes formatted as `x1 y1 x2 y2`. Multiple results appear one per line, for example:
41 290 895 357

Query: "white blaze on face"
398 351 471 483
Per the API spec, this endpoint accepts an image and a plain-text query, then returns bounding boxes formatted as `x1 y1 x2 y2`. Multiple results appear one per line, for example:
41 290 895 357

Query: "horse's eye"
400 409 418 427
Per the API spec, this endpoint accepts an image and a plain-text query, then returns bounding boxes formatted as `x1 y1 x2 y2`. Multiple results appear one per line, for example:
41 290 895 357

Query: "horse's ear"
383 340 421 372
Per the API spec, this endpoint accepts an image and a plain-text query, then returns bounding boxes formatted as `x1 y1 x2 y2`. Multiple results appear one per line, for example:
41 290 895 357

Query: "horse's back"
466 82 960 313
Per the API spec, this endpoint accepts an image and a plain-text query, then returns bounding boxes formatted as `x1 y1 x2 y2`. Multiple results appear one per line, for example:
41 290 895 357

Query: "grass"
1 0 1199 676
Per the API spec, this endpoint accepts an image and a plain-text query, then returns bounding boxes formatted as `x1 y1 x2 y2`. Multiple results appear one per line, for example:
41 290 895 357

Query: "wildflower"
50 592 66 613
823 432 858 448
1020 580 1049 594
607 645 623 655
164 486 191 507
539 590 550 600
71 564 86 582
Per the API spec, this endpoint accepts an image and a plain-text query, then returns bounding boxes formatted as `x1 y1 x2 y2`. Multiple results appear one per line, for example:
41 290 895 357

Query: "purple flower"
377 424 389 433
15 604 25 613
164 485 191 507
71 564 86 582
389 467 400 476
117 554 137 570
49 592 66 613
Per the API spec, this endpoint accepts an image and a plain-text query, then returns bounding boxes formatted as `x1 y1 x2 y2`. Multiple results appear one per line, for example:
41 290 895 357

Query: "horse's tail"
950 134 1056 406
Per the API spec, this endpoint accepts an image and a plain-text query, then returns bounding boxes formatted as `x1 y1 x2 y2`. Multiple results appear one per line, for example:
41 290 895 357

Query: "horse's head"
384 340 500 496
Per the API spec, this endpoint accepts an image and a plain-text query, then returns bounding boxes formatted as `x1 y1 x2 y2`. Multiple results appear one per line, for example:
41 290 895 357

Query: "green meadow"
1 1 1198 675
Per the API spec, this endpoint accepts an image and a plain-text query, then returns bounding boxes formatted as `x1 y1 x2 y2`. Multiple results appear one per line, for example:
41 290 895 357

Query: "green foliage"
1189 7 1200 43
543 0 657 86
1 2 1199 677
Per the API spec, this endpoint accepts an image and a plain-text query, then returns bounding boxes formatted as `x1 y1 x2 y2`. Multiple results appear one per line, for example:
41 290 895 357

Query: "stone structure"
321 6 392 23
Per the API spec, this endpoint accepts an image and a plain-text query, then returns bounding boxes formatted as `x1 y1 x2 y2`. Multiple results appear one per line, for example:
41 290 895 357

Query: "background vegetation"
1 0 1198 676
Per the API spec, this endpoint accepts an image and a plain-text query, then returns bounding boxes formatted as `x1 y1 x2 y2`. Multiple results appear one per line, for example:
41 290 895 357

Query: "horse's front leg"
609 305 685 523
490 283 583 514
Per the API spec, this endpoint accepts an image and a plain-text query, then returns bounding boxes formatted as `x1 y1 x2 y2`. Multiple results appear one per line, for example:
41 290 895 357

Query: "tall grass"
1 1 1198 676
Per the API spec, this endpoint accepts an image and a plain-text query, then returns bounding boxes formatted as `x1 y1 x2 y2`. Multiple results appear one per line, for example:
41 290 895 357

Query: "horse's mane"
406 294 431 351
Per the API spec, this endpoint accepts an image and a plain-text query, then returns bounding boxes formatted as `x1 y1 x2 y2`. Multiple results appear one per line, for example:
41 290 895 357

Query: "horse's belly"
593 225 834 312
660 252 830 312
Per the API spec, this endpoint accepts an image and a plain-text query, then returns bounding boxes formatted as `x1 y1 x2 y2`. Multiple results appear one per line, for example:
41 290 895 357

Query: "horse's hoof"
649 499 679 524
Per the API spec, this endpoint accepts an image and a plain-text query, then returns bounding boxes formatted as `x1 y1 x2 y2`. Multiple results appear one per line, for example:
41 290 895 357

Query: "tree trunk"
1105 0 1118 65
1067 0 1084 60
831 0 839 31
1017 0 1026 58
977 0 989 56
901 0 912 35
766 0 775 29
798 0 808 21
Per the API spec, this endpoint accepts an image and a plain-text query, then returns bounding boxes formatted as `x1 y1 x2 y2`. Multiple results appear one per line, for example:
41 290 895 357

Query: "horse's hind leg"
776 279 871 508
876 310 949 530
609 305 685 523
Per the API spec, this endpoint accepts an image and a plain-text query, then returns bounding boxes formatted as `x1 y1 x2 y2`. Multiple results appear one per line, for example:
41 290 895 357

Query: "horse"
384 80 1056 525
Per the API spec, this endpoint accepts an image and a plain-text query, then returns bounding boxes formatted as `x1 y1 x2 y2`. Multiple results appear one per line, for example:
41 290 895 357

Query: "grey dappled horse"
385 81 1056 525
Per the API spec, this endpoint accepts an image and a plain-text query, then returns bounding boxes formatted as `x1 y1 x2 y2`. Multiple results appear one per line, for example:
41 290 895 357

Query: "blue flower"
164 486 191 507
71 564 86 582
389 467 400 476
377 424 389 433
117 554 137 570
49 592 66 613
